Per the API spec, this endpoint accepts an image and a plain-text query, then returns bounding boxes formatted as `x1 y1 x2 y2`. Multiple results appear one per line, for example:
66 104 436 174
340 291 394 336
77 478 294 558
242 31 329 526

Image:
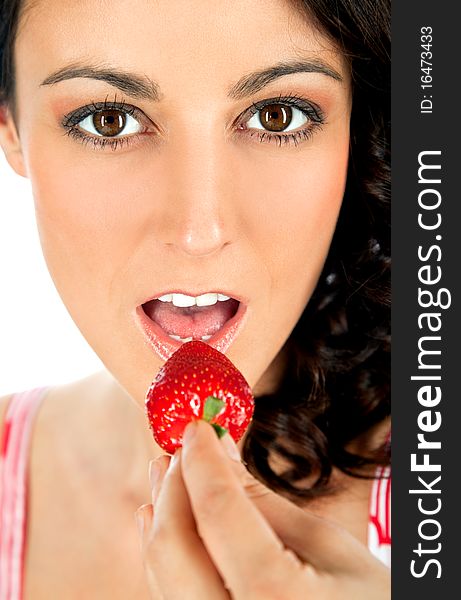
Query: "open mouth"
136 292 246 360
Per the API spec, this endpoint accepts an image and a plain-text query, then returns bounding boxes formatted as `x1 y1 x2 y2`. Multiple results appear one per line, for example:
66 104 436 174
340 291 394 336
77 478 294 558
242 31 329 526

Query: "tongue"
144 299 238 339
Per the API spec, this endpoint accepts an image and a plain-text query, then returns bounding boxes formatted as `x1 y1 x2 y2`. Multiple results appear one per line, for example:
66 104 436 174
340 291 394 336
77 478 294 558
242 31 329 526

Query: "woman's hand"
135 421 390 600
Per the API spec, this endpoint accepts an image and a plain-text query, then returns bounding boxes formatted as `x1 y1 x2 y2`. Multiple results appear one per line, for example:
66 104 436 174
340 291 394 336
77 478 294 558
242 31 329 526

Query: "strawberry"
145 340 254 454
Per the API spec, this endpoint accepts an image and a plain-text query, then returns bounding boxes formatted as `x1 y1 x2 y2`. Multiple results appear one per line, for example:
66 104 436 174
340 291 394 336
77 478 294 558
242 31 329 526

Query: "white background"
0 153 103 396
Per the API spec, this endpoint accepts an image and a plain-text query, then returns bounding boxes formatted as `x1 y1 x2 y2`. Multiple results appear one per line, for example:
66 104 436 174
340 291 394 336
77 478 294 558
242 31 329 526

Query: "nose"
157 132 236 257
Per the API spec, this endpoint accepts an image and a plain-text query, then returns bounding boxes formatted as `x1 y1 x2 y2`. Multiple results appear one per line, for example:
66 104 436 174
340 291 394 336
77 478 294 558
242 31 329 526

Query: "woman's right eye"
62 101 150 150
77 109 142 138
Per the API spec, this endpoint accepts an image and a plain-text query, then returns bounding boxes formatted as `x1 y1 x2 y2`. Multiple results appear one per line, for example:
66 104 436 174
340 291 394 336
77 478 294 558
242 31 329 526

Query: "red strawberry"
145 340 254 454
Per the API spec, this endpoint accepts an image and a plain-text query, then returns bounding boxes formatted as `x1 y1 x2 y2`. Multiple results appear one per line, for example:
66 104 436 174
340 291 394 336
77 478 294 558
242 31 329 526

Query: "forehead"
16 0 348 95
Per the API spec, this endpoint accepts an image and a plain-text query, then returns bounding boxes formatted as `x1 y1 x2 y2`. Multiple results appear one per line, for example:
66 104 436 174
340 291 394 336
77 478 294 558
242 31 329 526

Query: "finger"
146 450 230 600
220 432 373 574
136 503 168 599
181 421 302 595
136 503 154 541
246 484 368 572
149 454 171 505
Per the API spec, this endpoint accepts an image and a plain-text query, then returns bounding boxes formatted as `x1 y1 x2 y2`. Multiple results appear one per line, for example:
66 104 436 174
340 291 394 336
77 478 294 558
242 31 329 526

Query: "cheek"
243 136 349 287
27 141 153 284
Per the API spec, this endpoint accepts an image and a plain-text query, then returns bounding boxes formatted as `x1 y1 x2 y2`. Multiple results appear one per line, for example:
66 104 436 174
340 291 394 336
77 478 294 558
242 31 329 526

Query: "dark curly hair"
242 0 391 502
1 0 390 503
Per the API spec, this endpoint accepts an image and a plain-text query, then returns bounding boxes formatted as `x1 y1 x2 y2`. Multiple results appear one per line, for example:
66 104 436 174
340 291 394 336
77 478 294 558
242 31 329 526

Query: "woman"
0 0 390 598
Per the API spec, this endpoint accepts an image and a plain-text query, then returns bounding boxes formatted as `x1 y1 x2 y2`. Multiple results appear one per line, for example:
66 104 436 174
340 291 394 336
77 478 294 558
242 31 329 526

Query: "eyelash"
240 93 325 148
61 93 326 151
62 98 144 151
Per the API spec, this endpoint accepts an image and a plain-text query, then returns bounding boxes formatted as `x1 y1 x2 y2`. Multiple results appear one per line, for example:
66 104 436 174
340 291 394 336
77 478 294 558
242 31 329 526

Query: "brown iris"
92 110 126 136
259 104 292 132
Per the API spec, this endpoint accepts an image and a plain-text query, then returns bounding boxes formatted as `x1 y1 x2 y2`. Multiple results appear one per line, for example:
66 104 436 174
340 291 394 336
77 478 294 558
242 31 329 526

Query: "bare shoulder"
31 371 115 445
22 371 152 600
0 371 112 448
29 370 142 469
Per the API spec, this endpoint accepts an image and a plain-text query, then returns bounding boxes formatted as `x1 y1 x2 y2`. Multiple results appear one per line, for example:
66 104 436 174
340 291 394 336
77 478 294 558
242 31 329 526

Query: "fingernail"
135 508 145 537
149 458 161 492
221 433 241 462
182 421 198 445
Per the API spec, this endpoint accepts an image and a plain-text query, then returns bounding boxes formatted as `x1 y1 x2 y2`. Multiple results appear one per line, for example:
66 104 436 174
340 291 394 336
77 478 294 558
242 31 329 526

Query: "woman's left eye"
246 104 307 133
237 96 325 147
77 109 141 137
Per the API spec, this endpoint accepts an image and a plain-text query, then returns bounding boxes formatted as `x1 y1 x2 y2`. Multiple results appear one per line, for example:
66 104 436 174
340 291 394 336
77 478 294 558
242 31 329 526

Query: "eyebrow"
228 59 343 99
40 59 343 101
41 63 161 100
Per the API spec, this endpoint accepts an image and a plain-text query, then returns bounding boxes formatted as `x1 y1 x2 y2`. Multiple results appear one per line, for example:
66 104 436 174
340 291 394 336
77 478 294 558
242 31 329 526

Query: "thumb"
220 434 367 573
220 433 274 502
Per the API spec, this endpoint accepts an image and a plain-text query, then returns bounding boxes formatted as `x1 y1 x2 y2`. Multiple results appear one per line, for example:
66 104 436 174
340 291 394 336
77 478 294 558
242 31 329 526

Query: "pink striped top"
0 388 391 599
368 464 391 567
0 388 48 600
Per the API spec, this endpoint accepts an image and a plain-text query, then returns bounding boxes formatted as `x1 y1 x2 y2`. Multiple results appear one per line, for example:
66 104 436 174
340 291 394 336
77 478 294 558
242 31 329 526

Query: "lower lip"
134 301 248 361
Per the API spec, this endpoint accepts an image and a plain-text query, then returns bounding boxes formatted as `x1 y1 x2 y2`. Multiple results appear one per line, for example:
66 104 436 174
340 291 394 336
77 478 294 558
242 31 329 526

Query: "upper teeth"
157 292 230 307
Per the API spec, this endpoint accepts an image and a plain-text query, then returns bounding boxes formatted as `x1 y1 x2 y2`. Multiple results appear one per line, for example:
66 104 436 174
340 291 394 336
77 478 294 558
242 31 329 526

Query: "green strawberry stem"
211 423 228 438
203 396 228 438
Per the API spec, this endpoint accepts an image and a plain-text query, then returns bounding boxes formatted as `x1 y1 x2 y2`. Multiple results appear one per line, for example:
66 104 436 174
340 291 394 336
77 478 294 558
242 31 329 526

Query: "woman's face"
4 0 351 402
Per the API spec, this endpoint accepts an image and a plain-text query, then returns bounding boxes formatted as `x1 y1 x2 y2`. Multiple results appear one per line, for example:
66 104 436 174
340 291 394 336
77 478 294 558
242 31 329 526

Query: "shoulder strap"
0 388 48 600
368 464 392 568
